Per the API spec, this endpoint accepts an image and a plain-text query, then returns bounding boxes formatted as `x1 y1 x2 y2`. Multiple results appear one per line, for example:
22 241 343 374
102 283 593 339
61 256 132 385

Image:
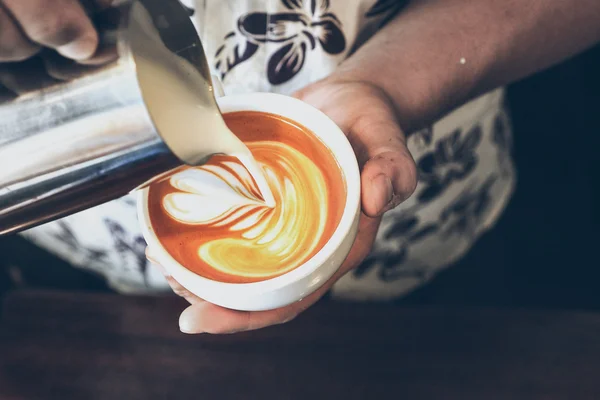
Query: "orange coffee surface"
148 111 346 283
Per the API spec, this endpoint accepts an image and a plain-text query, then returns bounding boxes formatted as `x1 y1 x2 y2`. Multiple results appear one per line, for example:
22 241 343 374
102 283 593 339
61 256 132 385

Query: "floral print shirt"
20 0 515 300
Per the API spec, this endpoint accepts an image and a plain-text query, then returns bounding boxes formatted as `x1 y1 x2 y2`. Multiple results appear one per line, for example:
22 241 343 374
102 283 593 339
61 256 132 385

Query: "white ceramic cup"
137 93 360 311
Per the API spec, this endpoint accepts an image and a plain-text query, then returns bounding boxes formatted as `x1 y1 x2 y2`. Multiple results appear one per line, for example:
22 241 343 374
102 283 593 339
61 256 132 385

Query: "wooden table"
2 291 600 399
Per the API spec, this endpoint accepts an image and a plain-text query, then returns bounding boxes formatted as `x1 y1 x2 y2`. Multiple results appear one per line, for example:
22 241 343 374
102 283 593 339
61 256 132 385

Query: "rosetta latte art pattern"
159 141 330 281
148 111 345 284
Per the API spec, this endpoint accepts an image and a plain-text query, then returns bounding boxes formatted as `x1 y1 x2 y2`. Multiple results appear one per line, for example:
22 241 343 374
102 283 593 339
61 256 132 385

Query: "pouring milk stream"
130 4 275 208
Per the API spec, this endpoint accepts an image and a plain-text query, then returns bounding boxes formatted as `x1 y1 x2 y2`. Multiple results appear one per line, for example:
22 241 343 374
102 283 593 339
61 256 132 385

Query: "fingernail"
57 37 97 60
179 305 204 334
223 329 245 335
372 174 394 215
278 314 297 325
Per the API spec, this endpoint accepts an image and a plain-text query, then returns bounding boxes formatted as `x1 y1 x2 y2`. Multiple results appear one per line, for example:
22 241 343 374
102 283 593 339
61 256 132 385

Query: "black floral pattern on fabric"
492 111 514 176
355 250 431 282
365 0 409 26
354 213 439 282
215 0 346 85
353 175 497 283
417 125 482 203
52 221 109 266
493 113 511 153
411 125 435 150
439 176 497 239
179 1 195 17
214 37 260 81
121 197 137 208
104 219 149 286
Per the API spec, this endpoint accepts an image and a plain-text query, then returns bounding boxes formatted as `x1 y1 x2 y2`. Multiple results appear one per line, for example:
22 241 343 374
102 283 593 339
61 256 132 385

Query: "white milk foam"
161 141 331 280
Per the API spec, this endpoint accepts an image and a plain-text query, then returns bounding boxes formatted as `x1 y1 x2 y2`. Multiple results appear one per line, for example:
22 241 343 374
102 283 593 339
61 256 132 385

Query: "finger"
350 110 418 217
331 84 417 217
294 82 417 217
178 270 340 334
0 56 57 94
75 42 118 65
77 8 120 65
0 5 40 61
179 290 307 335
165 276 206 305
178 257 350 335
179 213 381 335
344 212 381 264
41 50 104 81
0 84 16 102
145 247 205 305
145 247 167 275
3 0 99 60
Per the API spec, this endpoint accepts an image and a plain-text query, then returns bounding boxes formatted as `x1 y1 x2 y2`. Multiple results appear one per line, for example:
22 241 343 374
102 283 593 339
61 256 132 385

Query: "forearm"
336 0 600 132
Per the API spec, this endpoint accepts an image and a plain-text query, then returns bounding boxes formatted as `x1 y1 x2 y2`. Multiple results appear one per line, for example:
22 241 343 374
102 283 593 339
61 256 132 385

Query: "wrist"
326 68 429 134
319 71 414 130
329 4 494 133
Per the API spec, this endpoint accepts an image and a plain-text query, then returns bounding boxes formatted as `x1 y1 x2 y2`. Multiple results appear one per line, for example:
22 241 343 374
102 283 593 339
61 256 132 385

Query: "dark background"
404 43 600 310
1 44 599 310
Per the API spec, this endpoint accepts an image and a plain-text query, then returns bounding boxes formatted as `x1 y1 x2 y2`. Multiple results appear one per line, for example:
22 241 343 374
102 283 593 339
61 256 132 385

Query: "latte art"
162 141 328 279
148 111 346 284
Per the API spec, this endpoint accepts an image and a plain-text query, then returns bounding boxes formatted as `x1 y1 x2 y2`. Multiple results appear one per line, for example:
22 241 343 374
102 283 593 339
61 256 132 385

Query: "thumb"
293 80 417 217
350 116 417 217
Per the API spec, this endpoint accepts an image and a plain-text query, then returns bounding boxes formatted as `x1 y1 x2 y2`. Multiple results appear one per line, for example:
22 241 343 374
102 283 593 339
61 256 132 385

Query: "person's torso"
19 0 516 299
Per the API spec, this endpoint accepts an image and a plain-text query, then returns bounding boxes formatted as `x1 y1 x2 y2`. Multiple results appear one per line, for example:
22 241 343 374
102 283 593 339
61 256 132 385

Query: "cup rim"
137 92 360 294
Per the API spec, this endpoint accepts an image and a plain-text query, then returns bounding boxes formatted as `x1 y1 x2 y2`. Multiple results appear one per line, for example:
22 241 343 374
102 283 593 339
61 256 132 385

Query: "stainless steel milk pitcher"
0 0 216 235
